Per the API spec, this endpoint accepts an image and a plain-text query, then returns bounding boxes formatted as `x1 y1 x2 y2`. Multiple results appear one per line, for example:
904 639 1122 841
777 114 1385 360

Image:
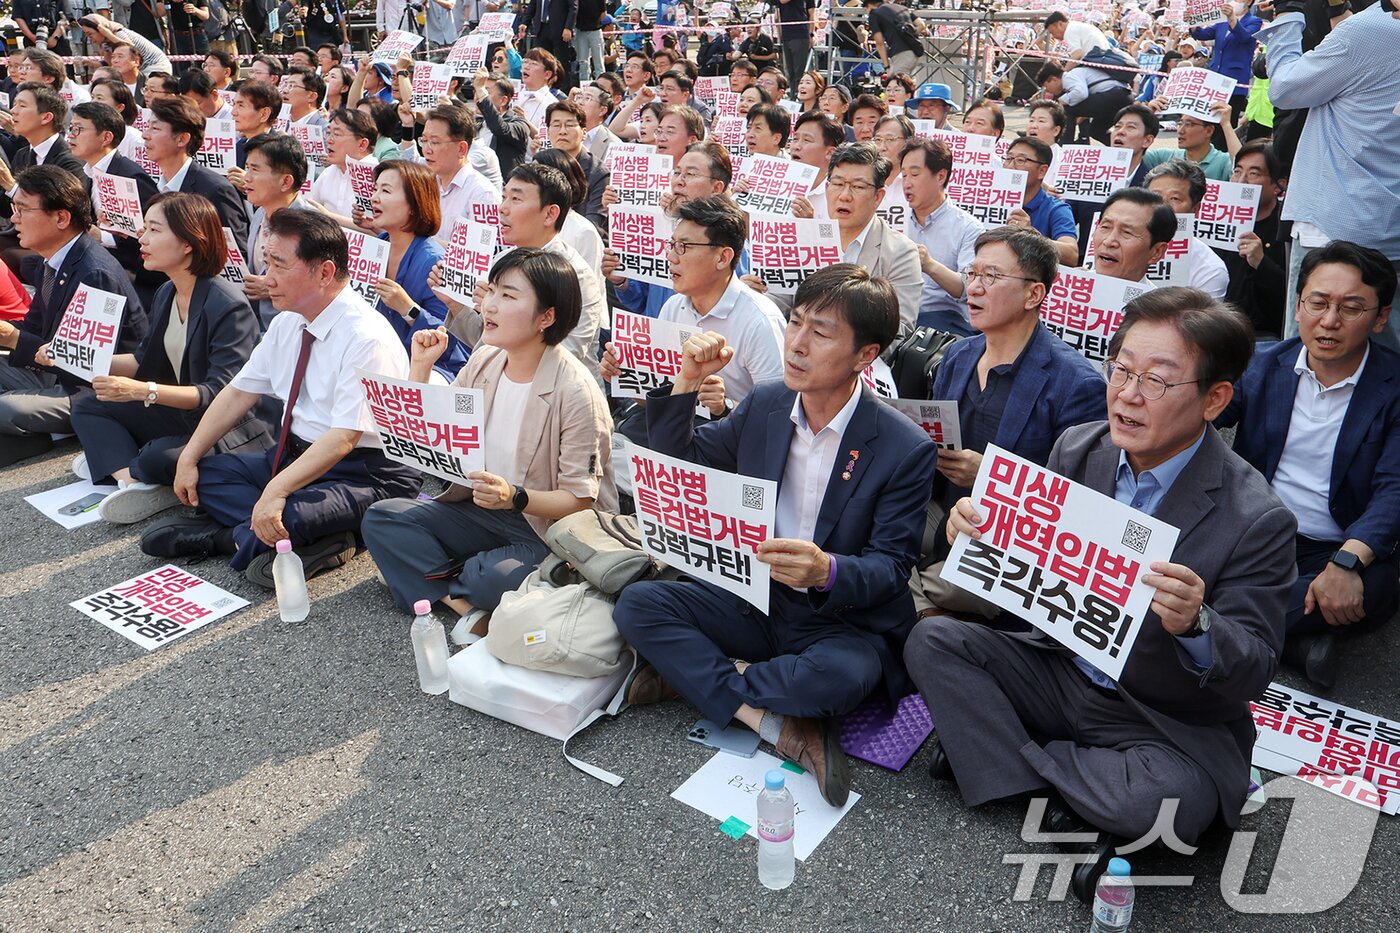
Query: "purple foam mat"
839 693 934 772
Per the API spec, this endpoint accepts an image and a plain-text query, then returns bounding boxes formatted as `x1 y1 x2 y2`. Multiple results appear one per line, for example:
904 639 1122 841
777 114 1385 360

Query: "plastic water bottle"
1089 858 1134 933
757 769 795 890
409 599 450 695
272 539 309 622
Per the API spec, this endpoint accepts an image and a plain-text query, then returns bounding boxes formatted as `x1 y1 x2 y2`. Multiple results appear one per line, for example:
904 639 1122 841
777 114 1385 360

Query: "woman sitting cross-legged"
361 248 616 642
67 192 273 524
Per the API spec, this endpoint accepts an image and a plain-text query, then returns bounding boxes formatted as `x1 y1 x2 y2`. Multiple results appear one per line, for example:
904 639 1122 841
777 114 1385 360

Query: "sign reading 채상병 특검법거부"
359 370 487 485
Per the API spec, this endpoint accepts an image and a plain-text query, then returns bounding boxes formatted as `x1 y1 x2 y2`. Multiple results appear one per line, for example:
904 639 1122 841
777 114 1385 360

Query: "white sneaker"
98 482 181 524
450 609 487 646
71 453 90 481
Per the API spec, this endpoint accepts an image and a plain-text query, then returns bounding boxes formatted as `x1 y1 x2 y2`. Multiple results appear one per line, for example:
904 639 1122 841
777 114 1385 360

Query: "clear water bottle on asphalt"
272 539 309 622
410 599 450 695
1089 858 1134 933
757 769 795 890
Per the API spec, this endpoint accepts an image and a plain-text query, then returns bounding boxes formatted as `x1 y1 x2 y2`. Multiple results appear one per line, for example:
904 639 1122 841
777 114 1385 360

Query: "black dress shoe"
140 514 233 558
1070 837 1117 905
244 532 357 589
928 738 953 781
1044 794 1093 839
0 433 54 467
1304 633 1340 690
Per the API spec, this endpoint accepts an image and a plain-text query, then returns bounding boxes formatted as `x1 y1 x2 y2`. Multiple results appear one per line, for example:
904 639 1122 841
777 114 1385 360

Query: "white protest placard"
411 62 455 112
671 750 861 861
291 122 328 171
435 218 497 307
93 170 143 237
358 370 486 484
23 479 113 529
1185 0 1223 28
343 227 391 304
608 205 674 289
0 91 9 110
371 29 425 62
941 445 1180 681
219 227 251 286
48 284 126 382
694 75 729 104
446 34 490 77
712 90 742 120
750 217 842 296
919 128 998 167
877 175 909 233
859 358 897 399
273 102 291 134
733 154 819 217
1045 145 1134 203
194 117 236 174
625 440 777 614
946 166 1028 228
71 565 249 651
603 141 657 172
1192 179 1261 250
1251 683 1400 815
884 399 963 450
473 11 515 41
610 309 698 400
1086 212 1192 286
1041 268 1154 365
710 115 749 162
610 150 673 209
346 156 377 216
1157 66 1236 123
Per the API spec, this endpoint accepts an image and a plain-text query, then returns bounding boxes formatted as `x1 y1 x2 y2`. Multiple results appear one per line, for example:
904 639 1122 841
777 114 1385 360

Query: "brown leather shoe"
775 716 850 807
623 662 680 706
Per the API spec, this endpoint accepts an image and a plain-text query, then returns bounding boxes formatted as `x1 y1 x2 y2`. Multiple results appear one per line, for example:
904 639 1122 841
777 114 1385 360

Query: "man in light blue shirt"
1263 4 1400 348
900 137 982 334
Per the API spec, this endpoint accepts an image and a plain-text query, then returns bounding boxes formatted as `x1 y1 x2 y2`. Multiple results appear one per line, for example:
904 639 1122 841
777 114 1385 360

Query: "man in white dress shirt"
395 105 500 246
1145 159 1230 299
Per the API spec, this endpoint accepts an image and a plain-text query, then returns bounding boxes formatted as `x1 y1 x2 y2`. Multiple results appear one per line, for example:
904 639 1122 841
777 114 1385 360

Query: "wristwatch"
512 484 530 511
143 381 158 407
1330 549 1363 574
1180 604 1211 639
406 304 422 322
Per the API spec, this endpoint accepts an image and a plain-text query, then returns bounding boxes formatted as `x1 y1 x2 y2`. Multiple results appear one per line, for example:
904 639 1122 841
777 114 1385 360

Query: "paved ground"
3 435 1398 933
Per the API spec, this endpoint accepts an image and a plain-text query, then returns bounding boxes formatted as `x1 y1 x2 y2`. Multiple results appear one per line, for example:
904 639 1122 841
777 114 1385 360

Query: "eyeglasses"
872 134 907 145
1299 295 1377 322
10 203 50 218
827 180 878 196
670 170 715 182
1003 155 1048 168
666 238 720 256
960 267 1038 288
1104 360 1199 400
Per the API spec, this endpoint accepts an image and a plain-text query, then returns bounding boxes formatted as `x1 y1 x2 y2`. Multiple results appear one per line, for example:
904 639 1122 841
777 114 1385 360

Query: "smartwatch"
1180 604 1211 639
406 304 422 322
512 484 530 511
1330 549 1363 574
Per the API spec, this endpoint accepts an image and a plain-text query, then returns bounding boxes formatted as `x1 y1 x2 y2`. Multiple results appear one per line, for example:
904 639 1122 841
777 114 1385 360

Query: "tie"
40 263 57 311
271 326 316 475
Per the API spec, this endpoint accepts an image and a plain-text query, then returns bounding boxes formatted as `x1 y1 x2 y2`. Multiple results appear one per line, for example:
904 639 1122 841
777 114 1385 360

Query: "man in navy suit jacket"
614 265 938 806
1217 241 1400 688
70 102 161 295
0 166 147 466
912 227 1106 619
143 96 250 256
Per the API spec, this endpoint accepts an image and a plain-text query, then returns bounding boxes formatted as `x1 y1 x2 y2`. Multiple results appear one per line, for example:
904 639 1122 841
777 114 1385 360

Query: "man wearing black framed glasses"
1003 137 1079 266
1217 240 1400 689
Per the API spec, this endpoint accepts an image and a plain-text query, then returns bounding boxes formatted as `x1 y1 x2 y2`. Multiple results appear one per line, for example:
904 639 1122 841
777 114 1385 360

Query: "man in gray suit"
905 287 1296 897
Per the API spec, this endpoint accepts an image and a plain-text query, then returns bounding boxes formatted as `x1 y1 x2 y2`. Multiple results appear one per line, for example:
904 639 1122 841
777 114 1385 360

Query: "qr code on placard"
455 394 475 416
920 405 942 420
1240 186 1256 202
1122 520 1151 554
209 596 236 609
741 484 765 510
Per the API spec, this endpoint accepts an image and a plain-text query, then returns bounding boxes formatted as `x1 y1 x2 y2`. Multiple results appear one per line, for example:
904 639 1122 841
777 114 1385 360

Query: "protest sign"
710 116 749 161
694 76 729 104
859 358 897 399
671 749 861 861
946 167 1028 228
47 284 126 382
610 150 673 208
609 206 674 288
435 218 497 306
733 154 819 217
347 156 377 216
884 399 963 450
604 141 657 172
1252 683 1400 814
474 11 515 41
219 227 251 286
625 440 777 613
1192 179 1260 250
877 175 909 233
918 127 998 167
1041 269 1153 364
1046 145 1134 202
128 108 161 177
941 445 1180 681
1185 0 1223 27
194 117 236 174
446 34 490 77
23 480 113 530
72 565 249 651
410 62 455 112
1137 52 1165 73
712 90 742 120
93 170 142 238
291 122 328 171
1158 66 1236 123
342 228 391 304
610 309 698 400
359 370 486 484
371 29 425 62
1086 212 1192 286
749 217 842 295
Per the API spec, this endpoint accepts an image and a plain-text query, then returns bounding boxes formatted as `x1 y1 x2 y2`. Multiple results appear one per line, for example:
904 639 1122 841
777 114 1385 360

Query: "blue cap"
907 82 961 113
372 61 395 82
1107 858 1131 877
764 769 785 791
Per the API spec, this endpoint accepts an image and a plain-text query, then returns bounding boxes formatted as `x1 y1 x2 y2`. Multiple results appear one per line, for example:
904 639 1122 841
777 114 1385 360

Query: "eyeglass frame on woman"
1103 359 1200 400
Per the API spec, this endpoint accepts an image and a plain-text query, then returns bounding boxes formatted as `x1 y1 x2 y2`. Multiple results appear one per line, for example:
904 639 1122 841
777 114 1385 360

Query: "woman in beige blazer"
362 248 617 642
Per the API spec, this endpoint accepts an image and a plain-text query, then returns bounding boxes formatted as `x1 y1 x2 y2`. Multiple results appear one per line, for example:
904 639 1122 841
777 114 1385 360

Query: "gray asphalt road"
3 441 1396 933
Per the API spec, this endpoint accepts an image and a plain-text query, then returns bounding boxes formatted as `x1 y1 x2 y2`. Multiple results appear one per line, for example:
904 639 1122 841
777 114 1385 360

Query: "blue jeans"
572 30 604 83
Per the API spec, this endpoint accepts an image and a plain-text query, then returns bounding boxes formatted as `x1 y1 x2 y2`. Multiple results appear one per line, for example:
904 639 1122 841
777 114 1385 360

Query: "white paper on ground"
23 479 114 529
671 749 860 861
